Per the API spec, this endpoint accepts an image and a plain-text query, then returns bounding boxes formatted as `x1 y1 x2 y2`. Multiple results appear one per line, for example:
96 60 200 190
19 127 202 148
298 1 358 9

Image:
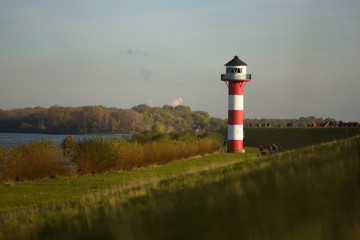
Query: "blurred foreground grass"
1 135 359 239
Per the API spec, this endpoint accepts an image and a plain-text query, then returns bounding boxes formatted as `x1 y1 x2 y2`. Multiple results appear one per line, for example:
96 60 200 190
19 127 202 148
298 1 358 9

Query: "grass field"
0 148 258 214
0 128 359 239
244 127 360 150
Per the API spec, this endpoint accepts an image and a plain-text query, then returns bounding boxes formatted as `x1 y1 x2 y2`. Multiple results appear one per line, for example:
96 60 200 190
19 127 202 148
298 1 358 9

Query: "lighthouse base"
227 140 244 153
228 149 245 153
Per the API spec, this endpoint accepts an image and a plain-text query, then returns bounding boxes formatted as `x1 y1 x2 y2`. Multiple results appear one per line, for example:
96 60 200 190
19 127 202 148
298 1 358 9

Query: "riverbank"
0 131 222 182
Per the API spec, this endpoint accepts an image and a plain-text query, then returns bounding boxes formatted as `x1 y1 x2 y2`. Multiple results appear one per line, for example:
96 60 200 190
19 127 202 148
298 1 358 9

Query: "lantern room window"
226 68 242 73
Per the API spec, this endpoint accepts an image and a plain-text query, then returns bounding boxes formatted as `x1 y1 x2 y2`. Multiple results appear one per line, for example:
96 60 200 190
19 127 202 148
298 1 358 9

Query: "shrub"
61 135 76 161
0 131 222 182
76 138 115 174
112 140 143 169
142 134 221 166
75 132 221 174
1 140 71 182
0 145 5 180
76 138 143 174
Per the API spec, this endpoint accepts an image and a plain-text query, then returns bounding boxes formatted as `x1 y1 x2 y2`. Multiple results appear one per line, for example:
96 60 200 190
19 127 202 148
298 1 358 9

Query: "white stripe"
228 125 243 140
228 95 243 110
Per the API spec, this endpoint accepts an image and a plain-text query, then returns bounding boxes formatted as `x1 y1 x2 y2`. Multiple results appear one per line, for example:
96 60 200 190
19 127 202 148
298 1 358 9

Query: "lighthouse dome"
224 56 247 80
225 56 248 66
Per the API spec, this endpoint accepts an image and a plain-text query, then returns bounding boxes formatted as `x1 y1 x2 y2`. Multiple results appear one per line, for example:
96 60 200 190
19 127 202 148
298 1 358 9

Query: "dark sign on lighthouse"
221 56 252 153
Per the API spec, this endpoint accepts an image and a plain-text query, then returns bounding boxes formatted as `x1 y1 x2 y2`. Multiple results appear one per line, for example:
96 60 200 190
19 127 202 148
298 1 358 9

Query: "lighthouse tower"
221 56 251 153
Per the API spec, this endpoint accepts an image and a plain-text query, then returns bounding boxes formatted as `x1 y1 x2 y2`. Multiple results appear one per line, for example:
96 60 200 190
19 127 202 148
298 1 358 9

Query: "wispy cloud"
119 48 149 56
172 97 183 106
141 68 152 81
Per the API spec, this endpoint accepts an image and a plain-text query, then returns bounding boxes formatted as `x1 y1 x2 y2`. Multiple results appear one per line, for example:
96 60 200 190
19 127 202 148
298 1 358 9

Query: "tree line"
0 104 340 134
0 105 227 134
244 116 338 128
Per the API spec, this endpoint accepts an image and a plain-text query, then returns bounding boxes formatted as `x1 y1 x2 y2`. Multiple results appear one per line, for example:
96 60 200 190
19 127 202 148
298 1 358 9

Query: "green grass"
244 127 360 150
0 147 258 214
1 136 359 239
1 128 360 239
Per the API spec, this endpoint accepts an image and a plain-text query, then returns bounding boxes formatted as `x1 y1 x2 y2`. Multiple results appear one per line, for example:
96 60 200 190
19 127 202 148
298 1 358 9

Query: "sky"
0 0 360 121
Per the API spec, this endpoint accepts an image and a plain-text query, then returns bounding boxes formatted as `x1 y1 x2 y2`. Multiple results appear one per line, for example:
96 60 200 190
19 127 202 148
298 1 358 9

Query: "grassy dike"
0 148 258 214
0 137 359 239
0 128 360 239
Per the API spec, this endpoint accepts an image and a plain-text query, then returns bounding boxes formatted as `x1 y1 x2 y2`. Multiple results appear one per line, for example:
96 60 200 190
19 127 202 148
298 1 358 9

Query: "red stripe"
228 140 243 150
228 110 243 125
228 82 244 95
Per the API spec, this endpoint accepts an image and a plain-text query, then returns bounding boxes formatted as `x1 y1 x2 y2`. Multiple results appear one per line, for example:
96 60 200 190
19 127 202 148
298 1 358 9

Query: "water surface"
0 133 129 148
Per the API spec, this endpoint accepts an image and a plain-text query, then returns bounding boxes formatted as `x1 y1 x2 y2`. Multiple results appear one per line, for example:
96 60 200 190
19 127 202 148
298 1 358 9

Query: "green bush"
0 145 5 180
74 132 221 174
1 140 71 182
0 132 221 182
61 135 76 161
76 138 116 174
75 138 144 174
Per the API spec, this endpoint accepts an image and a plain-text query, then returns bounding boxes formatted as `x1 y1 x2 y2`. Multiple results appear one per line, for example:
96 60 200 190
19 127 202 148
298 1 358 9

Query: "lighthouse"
221 56 252 153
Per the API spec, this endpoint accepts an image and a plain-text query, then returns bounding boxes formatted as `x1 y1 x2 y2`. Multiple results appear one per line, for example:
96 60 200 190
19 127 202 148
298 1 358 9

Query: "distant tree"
162 104 174 111
20 122 33 132
174 117 191 131
174 105 191 112
37 120 46 131
132 104 151 113
152 122 165 133
61 135 76 161
192 111 210 130
209 117 226 131
0 105 339 134
110 117 118 132
117 110 143 133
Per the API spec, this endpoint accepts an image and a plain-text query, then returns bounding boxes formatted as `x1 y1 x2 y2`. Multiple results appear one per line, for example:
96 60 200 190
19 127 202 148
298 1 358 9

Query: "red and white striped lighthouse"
221 56 251 153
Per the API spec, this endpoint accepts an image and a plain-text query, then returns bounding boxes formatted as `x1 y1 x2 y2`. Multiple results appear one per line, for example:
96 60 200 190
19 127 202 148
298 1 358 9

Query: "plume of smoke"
172 97 183 106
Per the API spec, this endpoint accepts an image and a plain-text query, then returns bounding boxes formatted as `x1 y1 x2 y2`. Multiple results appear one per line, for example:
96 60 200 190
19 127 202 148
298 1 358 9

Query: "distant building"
338 121 358 127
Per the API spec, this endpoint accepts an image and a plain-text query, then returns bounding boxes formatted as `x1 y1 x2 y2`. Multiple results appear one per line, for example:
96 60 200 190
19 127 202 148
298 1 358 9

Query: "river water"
0 133 130 148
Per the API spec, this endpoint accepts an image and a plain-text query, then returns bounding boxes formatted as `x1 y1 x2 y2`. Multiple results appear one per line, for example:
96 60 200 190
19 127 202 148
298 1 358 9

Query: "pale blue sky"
1 0 360 121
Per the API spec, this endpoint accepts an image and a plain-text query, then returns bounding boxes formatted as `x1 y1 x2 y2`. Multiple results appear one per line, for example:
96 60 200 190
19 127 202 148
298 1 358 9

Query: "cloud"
141 68 152 81
119 48 149 56
172 97 183 107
